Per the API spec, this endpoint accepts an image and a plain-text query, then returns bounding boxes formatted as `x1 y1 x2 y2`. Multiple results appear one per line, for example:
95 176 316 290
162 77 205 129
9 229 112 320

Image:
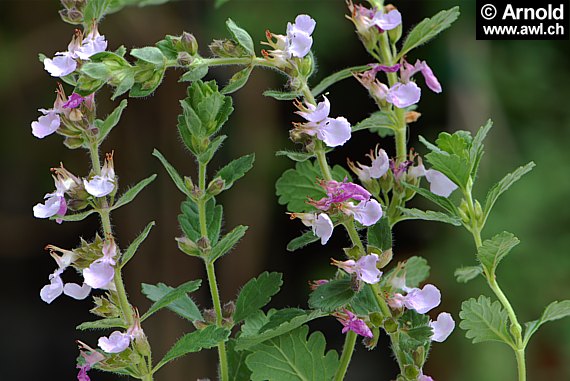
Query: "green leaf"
111 72 135 100
234 272 283 323
51 209 97 222
397 7 460 59
130 47 166 65
141 282 202 322
246 325 338 381
209 225 248 262
152 149 192 197
263 90 300 101
198 135 227 164
120 221 155 267
524 301 570 344
276 150 314 163
129 65 166 97
228 339 252 381
351 283 382 315
476 231 520 275
459 296 515 346
351 110 396 137
81 62 111 81
483 162 535 220
77 317 126 331
141 280 201 321
402 182 458 216
311 65 369 97
308 278 355 312
275 160 350 213
221 65 253 94
454 266 483 283
226 19 255 56
178 198 223 244
398 310 433 352
97 99 128 143
403 256 430 288
398 207 462 226
469 120 493 176
180 64 209 82
236 310 325 350
287 230 319 252
435 131 471 159
425 151 470 189
216 154 255 191
156 325 230 371
367 217 392 250
83 0 113 23
111 174 157 210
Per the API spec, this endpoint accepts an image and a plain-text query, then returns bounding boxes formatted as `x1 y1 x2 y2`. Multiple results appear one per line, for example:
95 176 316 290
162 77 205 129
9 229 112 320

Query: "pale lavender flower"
31 110 61 138
83 240 117 289
337 309 373 338
295 96 352 147
76 28 108 60
400 59 442 93
98 331 131 353
40 247 91 304
44 54 78 78
419 375 435 381
386 82 421 108
402 284 441 314
348 146 390 182
430 312 455 342
372 9 402 31
410 163 458 197
323 179 371 203
333 254 382 284
285 14 316 58
291 212 334 245
33 175 74 222
84 153 115 197
343 199 383 226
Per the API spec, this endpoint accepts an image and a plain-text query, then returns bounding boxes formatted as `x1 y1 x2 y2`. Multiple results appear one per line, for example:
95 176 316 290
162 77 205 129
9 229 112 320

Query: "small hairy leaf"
399 207 462 226
152 149 192 197
398 7 460 59
111 174 157 210
398 310 433 352
77 317 126 331
367 217 392 250
351 110 396 137
263 90 300 100
180 64 209 82
425 151 470 190
308 278 355 312
130 46 166 65
228 339 252 381
245 325 339 381
524 300 570 344
83 0 113 23
141 282 202 322
469 120 493 176
51 209 96 222
403 256 430 288
476 231 520 275
454 266 483 283
226 19 255 56
141 280 202 321
459 296 515 346
221 66 253 94
215 154 255 191
287 230 319 251
120 221 155 267
209 225 248 262
234 272 283 323
311 65 369 97
276 150 314 163
178 198 223 244
156 326 230 370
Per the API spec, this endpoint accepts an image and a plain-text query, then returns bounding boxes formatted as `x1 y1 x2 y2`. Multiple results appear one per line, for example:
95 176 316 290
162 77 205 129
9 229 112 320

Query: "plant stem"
200 57 276 70
464 184 526 381
334 330 358 381
197 160 229 381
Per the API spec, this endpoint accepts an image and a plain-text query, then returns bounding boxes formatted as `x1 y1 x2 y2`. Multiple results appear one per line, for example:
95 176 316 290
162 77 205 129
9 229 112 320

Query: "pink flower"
33 175 75 222
333 254 382 284
312 179 371 210
348 146 390 182
337 309 373 338
400 59 442 93
409 163 458 197
291 212 334 245
63 93 85 109
419 375 435 381
343 199 383 226
40 246 91 304
386 82 421 108
371 9 402 31
84 152 115 197
294 96 351 147
430 312 455 342
83 240 117 289
391 284 441 314
76 28 108 60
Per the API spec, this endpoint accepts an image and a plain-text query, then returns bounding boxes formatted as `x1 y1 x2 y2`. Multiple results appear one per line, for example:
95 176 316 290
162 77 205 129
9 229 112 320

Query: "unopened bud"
474 200 483 221
403 364 420 380
405 111 421 124
369 312 384 327
68 108 83 122
222 301 236 318
203 309 217 324
387 24 402 44
184 176 194 190
59 8 83 24
197 236 211 251
134 334 151 357
413 346 426 367
207 177 225 196
299 55 314 78
383 317 398 333
209 39 244 58
193 320 208 329
177 51 194 66
369 247 392 268
180 32 199 55
176 236 201 257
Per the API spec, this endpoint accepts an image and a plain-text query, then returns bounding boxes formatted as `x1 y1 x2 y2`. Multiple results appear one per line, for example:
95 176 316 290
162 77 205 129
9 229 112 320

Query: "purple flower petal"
386 82 421 108
294 14 316 35
98 331 131 353
403 284 441 314
83 261 115 289
313 213 334 245
425 169 457 197
44 54 77 77
63 93 85 109
31 111 60 138
40 275 64 304
64 283 92 300
430 312 455 342
373 9 402 31
345 199 383 226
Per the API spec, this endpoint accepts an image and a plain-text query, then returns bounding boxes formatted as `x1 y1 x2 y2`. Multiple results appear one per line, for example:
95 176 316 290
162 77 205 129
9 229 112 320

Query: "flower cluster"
262 14 316 67
44 27 107 78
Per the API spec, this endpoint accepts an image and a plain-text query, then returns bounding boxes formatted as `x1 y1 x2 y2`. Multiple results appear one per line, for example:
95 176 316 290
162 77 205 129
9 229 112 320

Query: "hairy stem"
334 330 358 381
197 160 229 381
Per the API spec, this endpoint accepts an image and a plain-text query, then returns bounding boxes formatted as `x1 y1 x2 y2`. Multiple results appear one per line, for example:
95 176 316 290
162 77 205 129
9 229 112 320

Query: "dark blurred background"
2 0 570 380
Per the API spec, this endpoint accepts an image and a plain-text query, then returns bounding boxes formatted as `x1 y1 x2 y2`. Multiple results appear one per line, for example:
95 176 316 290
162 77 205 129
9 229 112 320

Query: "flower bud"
363 326 380 350
299 55 314 78
413 346 426 367
197 236 211 251
184 176 194 190
387 23 402 44
134 333 151 357
203 309 217 324
222 301 236 319
180 32 199 55
383 317 398 333
458 199 470 224
207 177 225 197
368 247 392 268
405 111 421 124
176 236 201 257
209 39 245 58
369 312 384 327
177 51 194 66
193 320 208 330
404 364 420 380
68 108 83 122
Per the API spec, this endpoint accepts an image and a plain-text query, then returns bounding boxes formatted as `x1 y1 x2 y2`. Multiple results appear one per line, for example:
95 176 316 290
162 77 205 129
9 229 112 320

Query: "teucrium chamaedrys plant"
33 0 570 380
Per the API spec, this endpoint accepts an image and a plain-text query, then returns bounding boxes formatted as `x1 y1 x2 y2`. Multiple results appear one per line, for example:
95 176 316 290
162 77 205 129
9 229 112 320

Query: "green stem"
198 160 229 381
200 57 276 70
206 261 229 381
343 219 365 253
334 330 358 381
516 348 527 381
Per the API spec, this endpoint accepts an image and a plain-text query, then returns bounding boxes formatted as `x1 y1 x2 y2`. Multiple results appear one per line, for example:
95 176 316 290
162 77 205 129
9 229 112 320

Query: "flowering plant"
32 1 570 380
